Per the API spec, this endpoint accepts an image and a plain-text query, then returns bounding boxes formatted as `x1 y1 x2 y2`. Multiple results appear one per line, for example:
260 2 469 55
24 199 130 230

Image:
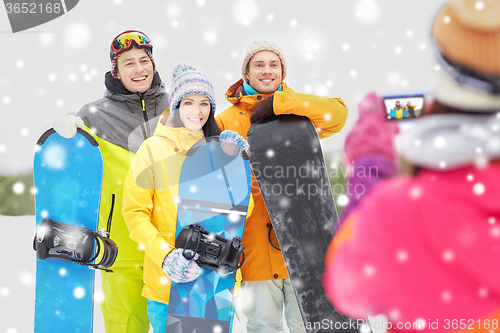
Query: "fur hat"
169 64 216 116
431 0 500 111
241 41 287 83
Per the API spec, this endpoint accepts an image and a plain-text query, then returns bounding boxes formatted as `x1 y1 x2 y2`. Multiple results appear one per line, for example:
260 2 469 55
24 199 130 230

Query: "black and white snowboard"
247 115 358 333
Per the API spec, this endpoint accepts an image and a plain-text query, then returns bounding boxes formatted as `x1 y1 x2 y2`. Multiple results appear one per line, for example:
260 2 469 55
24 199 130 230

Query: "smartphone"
383 94 425 121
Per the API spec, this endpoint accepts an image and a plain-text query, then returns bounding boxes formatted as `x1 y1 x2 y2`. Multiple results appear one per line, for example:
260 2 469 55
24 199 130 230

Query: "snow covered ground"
0 215 290 333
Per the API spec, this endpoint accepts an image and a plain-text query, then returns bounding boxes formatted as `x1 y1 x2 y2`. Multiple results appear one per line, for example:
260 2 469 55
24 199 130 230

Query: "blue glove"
162 249 203 283
219 130 249 156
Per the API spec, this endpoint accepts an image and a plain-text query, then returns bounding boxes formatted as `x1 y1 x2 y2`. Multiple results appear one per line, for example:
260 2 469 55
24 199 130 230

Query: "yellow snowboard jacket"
216 79 348 281
122 112 203 304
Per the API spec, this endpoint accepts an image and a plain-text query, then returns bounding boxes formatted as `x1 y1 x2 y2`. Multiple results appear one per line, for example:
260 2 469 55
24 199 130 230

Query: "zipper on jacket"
137 92 152 138
106 194 116 235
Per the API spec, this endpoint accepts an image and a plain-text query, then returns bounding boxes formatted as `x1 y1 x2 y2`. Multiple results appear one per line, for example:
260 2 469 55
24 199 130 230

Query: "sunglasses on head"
111 30 152 56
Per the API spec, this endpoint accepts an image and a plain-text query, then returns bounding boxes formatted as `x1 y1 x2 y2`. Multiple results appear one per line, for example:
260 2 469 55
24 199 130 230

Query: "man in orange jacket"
216 40 349 333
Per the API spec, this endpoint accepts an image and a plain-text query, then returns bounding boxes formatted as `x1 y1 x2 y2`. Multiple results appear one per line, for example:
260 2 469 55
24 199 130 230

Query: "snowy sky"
0 0 449 174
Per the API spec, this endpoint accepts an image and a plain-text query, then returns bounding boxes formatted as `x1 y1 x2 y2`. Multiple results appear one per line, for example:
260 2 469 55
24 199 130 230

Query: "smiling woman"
177 94 211 131
122 64 222 333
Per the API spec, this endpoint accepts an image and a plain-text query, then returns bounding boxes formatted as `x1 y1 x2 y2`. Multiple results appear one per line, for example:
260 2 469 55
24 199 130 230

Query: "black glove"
250 95 275 123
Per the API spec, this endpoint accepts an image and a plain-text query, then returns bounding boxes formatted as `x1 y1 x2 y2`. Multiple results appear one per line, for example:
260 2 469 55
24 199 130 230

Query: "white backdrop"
0 0 448 174
1 1 449 332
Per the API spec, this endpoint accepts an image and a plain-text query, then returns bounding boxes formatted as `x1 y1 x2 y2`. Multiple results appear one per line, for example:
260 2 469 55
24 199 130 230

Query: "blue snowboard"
33 128 103 333
165 137 252 333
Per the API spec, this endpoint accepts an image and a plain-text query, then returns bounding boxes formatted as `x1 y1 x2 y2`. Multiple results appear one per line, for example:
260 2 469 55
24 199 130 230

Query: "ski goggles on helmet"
110 30 152 57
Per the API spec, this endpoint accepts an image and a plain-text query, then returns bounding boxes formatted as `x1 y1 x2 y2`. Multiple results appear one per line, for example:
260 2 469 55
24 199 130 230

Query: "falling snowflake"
354 0 380 25
64 23 91 49
336 194 349 207
387 72 402 87
94 291 104 303
12 182 25 195
165 3 182 18
59 268 67 276
433 136 446 148
409 186 422 199
473 183 485 195
43 144 66 169
19 271 35 286
233 1 259 26
290 19 298 27
73 287 85 299
189 185 198 193
228 212 240 223
396 250 408 262
1 287 9 297
475 1 485 10
266 149 275 158
203 30 218 44
39 32 55 46
478 288 489 298
441 291 452 302
363 265 375 276
467 174 474 182
278 197 291 209
489 217 496 225
491 226 500 238
442 250 454 262
389 309 401 320
414 318 427 330
359 322 371 333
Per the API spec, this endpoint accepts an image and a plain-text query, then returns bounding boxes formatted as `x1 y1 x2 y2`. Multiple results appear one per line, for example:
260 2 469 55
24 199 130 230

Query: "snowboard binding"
175 223 245 274
33 218 118 272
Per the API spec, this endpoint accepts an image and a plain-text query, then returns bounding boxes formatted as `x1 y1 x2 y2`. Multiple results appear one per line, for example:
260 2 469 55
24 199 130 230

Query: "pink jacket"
324 163 500 332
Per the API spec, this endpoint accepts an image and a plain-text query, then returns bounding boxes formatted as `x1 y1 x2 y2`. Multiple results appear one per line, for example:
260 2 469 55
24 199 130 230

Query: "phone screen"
383 95 424 120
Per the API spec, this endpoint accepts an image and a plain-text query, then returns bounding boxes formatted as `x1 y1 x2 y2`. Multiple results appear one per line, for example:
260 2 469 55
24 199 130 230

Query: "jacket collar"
155 113 204 153
225 79 293 109
104 71 164 100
